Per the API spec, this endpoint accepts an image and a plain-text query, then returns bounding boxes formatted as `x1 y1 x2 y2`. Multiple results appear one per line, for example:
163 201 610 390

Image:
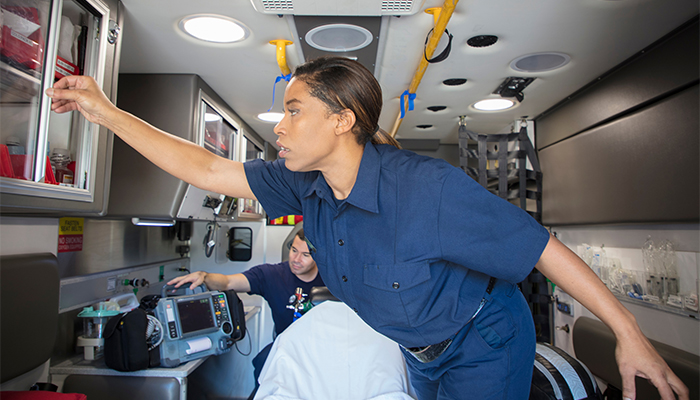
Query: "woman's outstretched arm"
536 234 689 400
46 75 255 199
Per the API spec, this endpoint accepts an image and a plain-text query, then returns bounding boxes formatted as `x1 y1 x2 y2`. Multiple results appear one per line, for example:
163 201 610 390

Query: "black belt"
403 277 497 363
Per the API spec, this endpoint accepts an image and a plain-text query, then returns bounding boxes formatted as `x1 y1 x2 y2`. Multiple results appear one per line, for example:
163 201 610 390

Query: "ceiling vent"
250 0 426 16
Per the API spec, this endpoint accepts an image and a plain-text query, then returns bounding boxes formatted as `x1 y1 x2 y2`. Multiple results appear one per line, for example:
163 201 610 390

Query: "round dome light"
305 24 373 52
180 15 249 43
257 112 284 123
473 99 515 111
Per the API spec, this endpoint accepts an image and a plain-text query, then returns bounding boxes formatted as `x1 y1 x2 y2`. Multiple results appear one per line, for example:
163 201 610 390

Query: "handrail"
270 40 293 76
390 0 459 137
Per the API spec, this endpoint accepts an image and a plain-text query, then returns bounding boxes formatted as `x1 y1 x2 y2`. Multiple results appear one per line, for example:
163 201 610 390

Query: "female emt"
47 57 687 400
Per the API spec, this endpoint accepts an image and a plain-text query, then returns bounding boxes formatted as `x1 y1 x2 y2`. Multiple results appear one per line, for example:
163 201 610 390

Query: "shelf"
615 293 699 319
0 61 41 103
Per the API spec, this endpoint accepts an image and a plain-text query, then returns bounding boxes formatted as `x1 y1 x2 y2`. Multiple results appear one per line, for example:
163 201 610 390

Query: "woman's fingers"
46 75 113 124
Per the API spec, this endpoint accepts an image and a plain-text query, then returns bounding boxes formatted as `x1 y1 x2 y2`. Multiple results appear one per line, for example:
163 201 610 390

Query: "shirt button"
392 282 400 289
338 239 344 246
342 276 348 282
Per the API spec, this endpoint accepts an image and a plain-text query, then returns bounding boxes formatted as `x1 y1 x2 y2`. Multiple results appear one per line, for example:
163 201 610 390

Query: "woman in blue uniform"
47 57 687 400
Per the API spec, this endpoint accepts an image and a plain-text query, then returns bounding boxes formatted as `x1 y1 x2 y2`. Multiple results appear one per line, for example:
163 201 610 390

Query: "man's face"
288 235 317 278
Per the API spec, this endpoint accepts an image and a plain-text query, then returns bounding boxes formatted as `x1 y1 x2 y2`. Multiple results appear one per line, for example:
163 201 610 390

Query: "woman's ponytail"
370 127 402 149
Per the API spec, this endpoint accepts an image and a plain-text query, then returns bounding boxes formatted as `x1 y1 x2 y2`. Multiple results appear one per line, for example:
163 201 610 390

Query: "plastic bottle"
590 245 607 279
5 136 25 155
50 148 74 185
642 236 658 298
659 240 678 297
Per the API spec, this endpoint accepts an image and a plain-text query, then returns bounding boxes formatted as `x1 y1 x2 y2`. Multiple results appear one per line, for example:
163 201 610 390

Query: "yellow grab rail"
269 39 293 76
390 0 459 137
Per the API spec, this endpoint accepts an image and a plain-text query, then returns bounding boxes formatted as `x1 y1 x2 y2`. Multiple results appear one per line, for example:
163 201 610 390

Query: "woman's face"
274 78 340 172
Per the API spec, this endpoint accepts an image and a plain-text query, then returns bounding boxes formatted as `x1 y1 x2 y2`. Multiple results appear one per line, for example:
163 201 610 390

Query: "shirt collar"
302 141 380 214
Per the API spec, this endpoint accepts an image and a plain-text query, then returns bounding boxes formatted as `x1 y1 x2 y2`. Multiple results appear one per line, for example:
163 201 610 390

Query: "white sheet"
255 301 416 400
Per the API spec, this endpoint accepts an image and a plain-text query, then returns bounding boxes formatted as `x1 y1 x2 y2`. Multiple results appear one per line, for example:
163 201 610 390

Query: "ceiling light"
305 24 373 52
473 99 515 111
179 14 249 43
510 52 570 72
257 112 284 122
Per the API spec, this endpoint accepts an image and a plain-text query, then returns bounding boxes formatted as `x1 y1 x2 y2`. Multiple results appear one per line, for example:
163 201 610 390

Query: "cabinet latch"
108 20 121 44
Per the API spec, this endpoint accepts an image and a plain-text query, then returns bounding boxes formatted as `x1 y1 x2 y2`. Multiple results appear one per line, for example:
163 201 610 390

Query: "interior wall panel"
537 19 698 149
540 84 698 225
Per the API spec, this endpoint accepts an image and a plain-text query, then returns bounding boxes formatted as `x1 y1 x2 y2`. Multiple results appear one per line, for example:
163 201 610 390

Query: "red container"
9 154 31 180
55 55 78 80
0 6 44 73
45 156 58 185
0 145 16 178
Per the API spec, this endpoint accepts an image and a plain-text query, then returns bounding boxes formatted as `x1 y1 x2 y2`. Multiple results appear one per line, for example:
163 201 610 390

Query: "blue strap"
400 90 417 119
267 73 292 112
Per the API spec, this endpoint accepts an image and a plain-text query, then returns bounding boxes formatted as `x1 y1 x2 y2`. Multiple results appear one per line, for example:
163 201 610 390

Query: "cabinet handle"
108 20 121 44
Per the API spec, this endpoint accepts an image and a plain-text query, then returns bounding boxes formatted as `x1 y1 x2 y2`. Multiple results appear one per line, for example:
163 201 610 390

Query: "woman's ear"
334 109 356 136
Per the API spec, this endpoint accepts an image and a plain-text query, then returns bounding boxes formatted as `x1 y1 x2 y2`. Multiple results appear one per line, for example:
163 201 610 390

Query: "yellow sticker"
58 217 84 235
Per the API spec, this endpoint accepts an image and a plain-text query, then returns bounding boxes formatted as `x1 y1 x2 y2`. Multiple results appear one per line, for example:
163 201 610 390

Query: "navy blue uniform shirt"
243 261 324 335
245 142 549 348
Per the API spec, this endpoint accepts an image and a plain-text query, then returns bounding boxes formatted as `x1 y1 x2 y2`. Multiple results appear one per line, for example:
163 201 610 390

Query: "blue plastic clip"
267 73 292 112
400 90 416 119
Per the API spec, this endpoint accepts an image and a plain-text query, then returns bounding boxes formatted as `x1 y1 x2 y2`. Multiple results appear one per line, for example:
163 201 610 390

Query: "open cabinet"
0 0 122 215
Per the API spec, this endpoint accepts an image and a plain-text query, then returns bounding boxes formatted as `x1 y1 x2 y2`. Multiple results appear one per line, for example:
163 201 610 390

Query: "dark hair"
293 57 401 149
295 227 306 241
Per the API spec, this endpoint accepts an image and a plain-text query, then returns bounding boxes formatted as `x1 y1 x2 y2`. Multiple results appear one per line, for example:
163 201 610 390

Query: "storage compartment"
110 74 266 222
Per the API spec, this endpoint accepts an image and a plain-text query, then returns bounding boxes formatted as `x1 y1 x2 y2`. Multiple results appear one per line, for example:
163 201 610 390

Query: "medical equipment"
286 287 312 321
153 288 241 367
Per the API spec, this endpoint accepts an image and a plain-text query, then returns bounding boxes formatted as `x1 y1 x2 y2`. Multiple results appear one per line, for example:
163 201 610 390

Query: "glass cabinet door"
238 133 265 219
183 93 241 221
201 100 237 160
0 0 109 203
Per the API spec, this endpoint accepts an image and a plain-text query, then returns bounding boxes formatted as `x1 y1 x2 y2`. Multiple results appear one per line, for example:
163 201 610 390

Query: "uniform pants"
401 280 536 400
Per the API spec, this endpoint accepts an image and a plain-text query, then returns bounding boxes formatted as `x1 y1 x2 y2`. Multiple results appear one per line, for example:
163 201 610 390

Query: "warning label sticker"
58 217 84 253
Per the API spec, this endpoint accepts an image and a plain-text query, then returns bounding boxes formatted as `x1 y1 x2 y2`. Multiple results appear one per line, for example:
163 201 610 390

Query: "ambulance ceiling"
118 0 698 149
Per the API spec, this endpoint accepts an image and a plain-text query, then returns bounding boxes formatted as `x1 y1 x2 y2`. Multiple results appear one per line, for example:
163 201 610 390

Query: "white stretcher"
254 301 416 400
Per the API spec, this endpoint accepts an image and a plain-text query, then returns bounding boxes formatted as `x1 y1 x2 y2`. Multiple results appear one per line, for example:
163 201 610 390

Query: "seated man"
168 228 323 394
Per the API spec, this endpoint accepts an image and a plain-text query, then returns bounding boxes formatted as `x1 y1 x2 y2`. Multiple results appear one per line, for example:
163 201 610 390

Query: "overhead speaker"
510 52 571 72
305 24 373 52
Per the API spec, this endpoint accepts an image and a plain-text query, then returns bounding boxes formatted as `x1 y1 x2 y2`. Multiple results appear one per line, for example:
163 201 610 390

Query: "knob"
222 321 233 335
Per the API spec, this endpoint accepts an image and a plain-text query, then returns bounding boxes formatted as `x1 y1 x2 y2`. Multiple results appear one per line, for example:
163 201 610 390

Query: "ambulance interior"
0 0 698 399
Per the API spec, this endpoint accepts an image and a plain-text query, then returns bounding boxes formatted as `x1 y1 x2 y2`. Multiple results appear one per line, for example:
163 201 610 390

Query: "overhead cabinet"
110 74 266 222
0 0 122 215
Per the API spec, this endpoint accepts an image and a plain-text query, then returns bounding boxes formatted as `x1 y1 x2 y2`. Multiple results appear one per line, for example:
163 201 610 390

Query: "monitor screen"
177 297 215 334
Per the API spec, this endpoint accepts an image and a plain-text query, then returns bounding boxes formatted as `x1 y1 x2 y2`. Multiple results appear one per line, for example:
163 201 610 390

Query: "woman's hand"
45 75 116 126
615 328 689 400
168 271 208 291
535 235 689 400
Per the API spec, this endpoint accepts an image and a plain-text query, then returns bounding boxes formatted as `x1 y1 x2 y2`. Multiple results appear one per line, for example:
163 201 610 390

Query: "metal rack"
458 120 551 342
458 121 542 222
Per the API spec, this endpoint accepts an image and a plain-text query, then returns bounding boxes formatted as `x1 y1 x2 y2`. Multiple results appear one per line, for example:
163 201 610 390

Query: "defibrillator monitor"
177 297 216 336
154 290 236 367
